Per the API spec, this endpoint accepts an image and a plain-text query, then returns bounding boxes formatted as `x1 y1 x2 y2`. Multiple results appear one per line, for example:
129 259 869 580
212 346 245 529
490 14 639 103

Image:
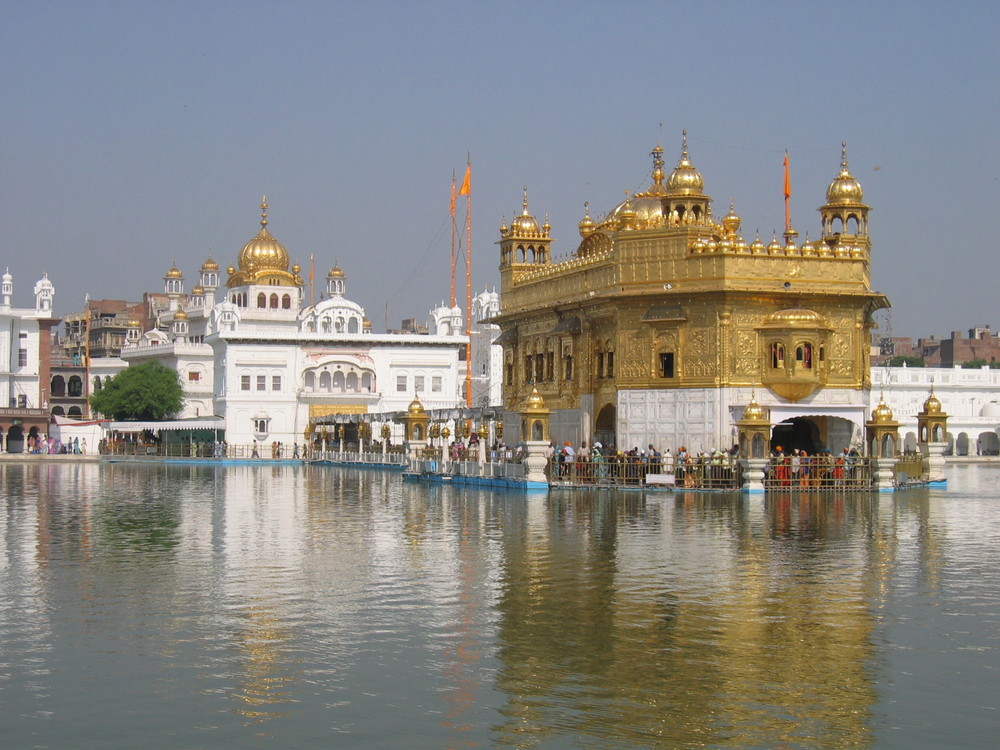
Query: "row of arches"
303 368 375 394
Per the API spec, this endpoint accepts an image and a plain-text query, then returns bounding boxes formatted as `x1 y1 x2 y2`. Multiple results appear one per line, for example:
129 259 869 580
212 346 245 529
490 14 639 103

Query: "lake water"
1 461 998 749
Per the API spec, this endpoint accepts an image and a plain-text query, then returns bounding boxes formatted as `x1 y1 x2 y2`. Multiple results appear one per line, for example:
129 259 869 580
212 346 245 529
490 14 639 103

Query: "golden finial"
260 195 269 228
521 186 529 215
841 141 849 172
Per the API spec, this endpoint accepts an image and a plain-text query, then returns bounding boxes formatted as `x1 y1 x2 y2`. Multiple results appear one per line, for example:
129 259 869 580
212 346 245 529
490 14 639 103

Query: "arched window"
93 376 102 391
332 371 346 392
304 371 315 391
795 342 813 369
257 293 267 308
269 293 279 309
282 294 291 309
322 318 332 333
68 406 82 417
68 376 83 397
51 375 66 397
361 372 374 392
319 371 332 391
348 318 359 333
770 342 785 369
51 406 65 416
346 372 359 392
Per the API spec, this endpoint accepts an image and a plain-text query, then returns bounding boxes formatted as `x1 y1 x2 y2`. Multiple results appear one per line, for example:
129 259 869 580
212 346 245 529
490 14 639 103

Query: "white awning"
107 418 225 432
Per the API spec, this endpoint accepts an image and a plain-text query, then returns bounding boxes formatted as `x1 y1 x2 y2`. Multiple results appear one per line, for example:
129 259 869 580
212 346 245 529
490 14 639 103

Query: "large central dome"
238 197 290 272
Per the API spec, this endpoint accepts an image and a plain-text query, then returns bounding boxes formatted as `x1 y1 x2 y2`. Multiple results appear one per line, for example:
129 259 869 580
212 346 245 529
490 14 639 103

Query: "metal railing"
548 454 743 490
762 455 876 491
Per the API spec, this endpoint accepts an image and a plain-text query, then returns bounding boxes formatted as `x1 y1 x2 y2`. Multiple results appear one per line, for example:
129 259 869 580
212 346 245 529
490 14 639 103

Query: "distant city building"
876 326 1000 368
119 199 471 445
492 137 889 454
0 270 59 451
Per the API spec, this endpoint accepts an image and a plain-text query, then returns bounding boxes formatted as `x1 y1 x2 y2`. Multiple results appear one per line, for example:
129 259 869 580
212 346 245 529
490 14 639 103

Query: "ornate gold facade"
493 136 889 444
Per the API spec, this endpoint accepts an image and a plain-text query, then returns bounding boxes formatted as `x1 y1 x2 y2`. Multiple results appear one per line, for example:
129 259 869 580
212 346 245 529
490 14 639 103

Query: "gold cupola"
226 197 303 288
666 130 704 196
238 197 289 271
165 264 183 279
826 143 864 205
201 257 219 272
578 202 595 238
872 396 894 423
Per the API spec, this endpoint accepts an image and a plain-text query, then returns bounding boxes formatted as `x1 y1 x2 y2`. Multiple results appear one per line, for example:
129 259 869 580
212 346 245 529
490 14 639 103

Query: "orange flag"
450 176 456 218
458 163 471 196
783 151 791 198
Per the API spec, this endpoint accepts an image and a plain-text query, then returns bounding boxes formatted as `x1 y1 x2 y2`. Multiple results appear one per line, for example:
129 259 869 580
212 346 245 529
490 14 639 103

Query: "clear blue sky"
2 0 997 339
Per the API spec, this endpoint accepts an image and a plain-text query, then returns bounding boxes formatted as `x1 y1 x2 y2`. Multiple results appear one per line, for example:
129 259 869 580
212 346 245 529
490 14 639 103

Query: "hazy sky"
2 1 997 339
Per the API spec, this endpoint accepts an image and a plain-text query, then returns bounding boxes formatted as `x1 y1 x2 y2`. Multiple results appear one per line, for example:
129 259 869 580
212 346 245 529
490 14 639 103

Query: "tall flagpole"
783 150 796 244
449 172 457 308
309 254 315 306
458 156 473 407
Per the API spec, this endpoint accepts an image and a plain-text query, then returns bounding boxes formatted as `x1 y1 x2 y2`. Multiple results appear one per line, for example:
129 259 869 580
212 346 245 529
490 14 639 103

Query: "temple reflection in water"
0 463 969 747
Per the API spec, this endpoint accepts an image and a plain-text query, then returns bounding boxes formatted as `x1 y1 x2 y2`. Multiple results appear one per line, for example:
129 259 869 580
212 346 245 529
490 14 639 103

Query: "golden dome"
872 396 894 423
751 233 766 253
578 202 596 238
524 387 546 410
128 319 140 328
742 394 766 421
237 197 290 272
165 264 183 279
826 142 864 204
511 189 540 234
923 388 942 414
407 397 426 415
328 265 344 278
173 309 189 321
763 307 829 329
192 285 205 295
666 130 704 195
722 200 741 234
201 257 219 271
618 192 637 230
767 234 783 254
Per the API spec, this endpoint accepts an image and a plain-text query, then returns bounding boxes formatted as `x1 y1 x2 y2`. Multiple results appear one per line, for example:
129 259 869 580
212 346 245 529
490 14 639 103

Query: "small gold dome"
511 189 540 234
201 257 219 272
751 234 766 253
872 397 894 423
128 319 140 328
165 264 183 279
826 143 864 204
618 192 637 230
764 307 828 328
743 396 766 421
768 234 783 254
173 309 189 321
578 203 596 238
666 130 704 195
524 388 546 410
923 389 942 414
407 397 426 415
238 197 290 272
722 200 741 234
328 265 344 278
192 285 205 295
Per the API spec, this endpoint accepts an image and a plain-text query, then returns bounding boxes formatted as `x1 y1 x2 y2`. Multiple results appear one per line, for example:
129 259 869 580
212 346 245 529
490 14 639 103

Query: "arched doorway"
771 417 822 455
595 403 616 450
771 415 859 456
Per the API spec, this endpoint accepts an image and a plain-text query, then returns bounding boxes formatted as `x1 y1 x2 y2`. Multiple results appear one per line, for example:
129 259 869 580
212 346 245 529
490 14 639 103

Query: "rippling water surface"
1 462 998 748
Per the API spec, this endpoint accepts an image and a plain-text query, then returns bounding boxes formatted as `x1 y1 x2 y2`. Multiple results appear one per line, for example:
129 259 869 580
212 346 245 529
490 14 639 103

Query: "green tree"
962 359 988 369
90 361 184 420
886 355 925 367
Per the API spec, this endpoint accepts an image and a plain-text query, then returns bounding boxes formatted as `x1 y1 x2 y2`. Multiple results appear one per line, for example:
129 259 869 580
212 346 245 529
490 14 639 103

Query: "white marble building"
120 200 469 446
872 365 1000 455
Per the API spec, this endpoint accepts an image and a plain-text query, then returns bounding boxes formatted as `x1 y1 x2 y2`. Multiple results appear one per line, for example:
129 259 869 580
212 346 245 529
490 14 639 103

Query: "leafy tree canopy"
90 361 184 421
886 355 925 367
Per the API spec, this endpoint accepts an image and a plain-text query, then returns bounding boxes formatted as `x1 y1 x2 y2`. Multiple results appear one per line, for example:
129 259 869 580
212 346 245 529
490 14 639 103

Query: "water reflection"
0 462 996 748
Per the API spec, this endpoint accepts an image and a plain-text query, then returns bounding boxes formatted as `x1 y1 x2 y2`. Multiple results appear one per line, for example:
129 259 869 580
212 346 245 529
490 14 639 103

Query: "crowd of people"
546 441 742 488
765 446 867 488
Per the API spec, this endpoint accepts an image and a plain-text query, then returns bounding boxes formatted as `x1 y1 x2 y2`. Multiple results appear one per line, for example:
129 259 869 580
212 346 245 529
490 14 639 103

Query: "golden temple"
493 134 890 454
